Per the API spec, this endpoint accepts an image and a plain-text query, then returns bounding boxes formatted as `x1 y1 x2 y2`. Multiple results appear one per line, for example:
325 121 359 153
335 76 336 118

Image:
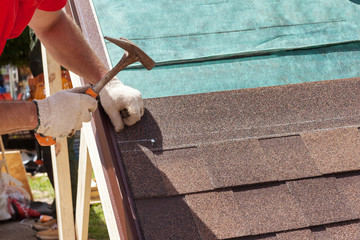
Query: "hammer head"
104 36 155 70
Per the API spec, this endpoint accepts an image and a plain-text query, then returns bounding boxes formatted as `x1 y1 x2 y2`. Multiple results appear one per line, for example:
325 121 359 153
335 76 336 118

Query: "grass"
27 174 54 204
28 173 109 240
88 204 109 240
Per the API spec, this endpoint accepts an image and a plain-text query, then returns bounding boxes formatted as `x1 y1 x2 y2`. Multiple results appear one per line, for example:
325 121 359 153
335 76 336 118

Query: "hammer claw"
92 36 155 93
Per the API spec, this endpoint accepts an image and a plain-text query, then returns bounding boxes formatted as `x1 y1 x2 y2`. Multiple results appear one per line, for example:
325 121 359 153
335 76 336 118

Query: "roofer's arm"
28 9 107 84
0 102 38 134
0 88 97 137
29 9 144 132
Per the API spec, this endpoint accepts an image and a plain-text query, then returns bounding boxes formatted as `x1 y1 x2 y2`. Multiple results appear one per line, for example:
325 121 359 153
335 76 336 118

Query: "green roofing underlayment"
92 0 360 99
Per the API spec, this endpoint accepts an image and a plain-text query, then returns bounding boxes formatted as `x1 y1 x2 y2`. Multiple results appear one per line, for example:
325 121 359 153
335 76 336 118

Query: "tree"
0 27 30 67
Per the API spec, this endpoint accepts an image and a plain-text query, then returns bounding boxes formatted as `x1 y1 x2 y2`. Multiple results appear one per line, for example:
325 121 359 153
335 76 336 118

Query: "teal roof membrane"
92 0 360 98
119 43 360 98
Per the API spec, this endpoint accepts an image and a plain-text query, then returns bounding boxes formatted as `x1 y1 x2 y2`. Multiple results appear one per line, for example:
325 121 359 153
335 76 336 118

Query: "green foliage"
88 204 110 240
0 27 30 67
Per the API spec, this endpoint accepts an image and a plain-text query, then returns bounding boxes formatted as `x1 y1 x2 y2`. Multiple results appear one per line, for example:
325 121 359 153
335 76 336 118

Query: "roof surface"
116 77 360 239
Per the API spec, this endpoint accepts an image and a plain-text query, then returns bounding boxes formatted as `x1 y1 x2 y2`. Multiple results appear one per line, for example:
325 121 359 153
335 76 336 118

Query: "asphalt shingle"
325 222 360 239
335 174 360 217
310 226 332 240
115 78 360 239
201 139 277 188
276 229 314 240
259 135 321 180
118 78 360 151
185 191 250 239
135 196 201 240
301 127 360 174
233 183 308 235
155 147 214 195
287 178 358 226
121 148 170 199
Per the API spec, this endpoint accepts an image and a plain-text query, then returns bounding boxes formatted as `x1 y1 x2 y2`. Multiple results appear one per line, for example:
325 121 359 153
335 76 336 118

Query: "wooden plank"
41 44 75 240
0 151 33 199
0 136 8 173
70 72 122 240
84 122 124 239
75 130 92 240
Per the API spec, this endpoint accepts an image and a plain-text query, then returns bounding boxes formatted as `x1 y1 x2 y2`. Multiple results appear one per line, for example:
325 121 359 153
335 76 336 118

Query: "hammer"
35 37 155 146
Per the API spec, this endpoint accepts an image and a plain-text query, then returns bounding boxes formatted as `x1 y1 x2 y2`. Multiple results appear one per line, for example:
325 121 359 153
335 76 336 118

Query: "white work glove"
99 77 144 132
35 87 98 138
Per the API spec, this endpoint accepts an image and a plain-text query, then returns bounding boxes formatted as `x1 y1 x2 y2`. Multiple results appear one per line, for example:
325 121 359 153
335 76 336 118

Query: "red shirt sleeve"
0 0 68 55
0 0 17 55
38 0 67 11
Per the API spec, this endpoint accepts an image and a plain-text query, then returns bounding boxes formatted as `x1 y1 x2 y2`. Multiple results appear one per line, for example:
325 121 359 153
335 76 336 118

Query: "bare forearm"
0 102 38 134
29 10 108 85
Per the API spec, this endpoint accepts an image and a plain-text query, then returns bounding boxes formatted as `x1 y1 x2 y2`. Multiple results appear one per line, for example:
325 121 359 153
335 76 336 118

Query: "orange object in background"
39 214 53 223
34 82 46 100
28 74 44 101
28 70 73 101
61 70 73 90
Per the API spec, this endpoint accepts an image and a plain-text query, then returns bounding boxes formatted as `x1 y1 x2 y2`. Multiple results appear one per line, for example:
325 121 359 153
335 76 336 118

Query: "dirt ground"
0 219 38 240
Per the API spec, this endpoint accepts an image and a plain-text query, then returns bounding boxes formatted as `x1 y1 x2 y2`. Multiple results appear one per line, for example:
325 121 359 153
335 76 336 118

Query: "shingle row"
117 78 360 239
135 176 360 239
122 127 360 199
118 78 360 152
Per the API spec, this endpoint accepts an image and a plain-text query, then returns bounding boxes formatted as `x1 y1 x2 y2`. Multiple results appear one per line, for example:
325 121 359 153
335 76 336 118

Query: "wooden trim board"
70 72 122 240
75 130 92 240
41 44 75 240
65 1 142 239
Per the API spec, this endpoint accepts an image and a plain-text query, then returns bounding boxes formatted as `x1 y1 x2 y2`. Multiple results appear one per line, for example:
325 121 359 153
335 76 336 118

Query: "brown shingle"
241 234 278 240
233 183 308 235
335 175 360 216
201 139 277 188
326 222 360 239
155 147 214 195
122 146 213 199
309 222 360 240
259 135 321 180
118 78 360 151
301 127 360 174
310 226 332 240
121 148 172 199
115 79 360 240
287 177 358 226
185 191 250 239
135 196 201 240
276 229 314 240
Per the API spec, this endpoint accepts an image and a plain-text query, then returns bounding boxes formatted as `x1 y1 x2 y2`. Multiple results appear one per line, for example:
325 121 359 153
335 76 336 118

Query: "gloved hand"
35 87 98 138
99 78 144 132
